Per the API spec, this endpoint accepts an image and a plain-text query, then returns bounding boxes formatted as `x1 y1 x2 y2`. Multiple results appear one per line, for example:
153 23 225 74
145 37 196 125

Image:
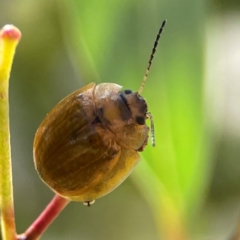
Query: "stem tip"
0 25 21 41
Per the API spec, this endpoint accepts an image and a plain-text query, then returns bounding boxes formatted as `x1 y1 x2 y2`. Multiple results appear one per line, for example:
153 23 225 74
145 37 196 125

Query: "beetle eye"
136 116 145 125
124 89 132 94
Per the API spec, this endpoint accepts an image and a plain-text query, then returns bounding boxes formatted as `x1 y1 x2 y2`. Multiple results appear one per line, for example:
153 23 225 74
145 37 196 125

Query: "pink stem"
18 194 70 240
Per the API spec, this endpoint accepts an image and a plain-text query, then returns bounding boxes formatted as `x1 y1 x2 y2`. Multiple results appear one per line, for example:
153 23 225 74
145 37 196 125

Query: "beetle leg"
83 200 95 207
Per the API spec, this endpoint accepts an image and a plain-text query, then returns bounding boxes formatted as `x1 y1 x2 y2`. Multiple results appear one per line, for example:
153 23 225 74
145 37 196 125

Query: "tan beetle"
34 20 166 206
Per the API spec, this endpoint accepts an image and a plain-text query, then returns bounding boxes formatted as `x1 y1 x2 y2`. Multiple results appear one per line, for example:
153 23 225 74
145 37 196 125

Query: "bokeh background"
1 0 240 239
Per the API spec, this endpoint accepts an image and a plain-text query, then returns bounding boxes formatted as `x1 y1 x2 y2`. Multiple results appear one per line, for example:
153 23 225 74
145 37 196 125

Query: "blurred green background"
1 0 240 239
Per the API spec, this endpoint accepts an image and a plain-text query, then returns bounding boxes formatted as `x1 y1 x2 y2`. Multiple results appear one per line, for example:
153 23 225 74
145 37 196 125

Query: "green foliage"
63 0 210 238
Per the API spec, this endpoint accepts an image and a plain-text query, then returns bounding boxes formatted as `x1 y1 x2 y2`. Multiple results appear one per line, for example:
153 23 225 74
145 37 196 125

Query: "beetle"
33 20 166 206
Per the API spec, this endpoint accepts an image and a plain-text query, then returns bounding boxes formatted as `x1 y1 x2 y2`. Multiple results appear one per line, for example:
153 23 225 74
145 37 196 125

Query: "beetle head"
119 89 148 126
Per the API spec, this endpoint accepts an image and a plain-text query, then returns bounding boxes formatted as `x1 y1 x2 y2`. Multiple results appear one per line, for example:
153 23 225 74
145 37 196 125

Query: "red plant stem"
18 194 70 240
229 215 240 240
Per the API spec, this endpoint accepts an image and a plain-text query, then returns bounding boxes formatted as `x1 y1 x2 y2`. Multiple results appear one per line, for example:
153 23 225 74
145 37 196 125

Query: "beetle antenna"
138 19 167 94
147 113 155 147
